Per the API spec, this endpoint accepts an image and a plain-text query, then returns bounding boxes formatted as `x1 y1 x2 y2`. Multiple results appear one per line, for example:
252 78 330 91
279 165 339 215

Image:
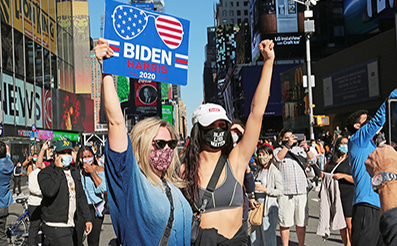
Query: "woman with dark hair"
180 39 275 245
74 146 106 246
323 136 354 246
251 144 283 246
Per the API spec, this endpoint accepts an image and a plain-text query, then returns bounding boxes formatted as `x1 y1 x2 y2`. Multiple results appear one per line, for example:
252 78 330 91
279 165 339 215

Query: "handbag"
287 150 314 192
248 202 264 225
191 154 227 245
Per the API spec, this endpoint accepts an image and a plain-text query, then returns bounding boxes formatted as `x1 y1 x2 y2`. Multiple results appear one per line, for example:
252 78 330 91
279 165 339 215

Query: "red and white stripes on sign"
108 40 120 57
155 15 183 49
175 54 188 70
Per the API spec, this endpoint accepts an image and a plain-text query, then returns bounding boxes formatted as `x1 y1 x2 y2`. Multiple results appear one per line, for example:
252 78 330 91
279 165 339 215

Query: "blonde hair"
129 117 185 188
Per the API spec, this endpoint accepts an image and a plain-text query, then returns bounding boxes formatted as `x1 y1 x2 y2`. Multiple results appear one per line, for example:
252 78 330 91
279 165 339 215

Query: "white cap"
192 103 231 127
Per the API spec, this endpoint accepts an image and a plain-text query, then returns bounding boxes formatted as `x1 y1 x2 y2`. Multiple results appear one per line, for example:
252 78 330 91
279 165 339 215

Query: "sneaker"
18 192 25 197
12 193 17 197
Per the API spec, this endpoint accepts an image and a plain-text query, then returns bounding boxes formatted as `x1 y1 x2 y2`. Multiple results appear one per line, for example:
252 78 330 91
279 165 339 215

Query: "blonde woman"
95 38 192 246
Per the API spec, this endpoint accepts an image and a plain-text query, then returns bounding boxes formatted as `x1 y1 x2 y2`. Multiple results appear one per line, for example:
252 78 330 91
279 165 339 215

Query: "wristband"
284 143 291 150
305 148 310 153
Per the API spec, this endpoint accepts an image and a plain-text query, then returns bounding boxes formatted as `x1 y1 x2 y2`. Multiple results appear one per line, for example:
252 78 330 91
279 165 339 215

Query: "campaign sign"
103 0 190 86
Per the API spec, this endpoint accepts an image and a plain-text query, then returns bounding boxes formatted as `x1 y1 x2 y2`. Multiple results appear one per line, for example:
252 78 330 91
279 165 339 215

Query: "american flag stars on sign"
112 6 149 39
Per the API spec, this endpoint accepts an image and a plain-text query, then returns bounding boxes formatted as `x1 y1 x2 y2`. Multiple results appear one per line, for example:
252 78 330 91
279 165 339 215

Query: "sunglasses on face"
152 140 178 150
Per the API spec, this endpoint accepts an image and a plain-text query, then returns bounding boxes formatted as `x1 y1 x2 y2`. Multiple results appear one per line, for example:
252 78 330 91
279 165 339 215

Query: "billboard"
344 0 397 35
250 0 304 60
52 89 94 132
132 79 161 116
162 104 173 124
72 1 92 94
103 0 190 86
323 59 380 109
2 74 43 128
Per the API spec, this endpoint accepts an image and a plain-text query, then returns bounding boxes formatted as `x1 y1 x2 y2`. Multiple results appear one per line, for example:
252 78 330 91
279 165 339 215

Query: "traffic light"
313 115 330 126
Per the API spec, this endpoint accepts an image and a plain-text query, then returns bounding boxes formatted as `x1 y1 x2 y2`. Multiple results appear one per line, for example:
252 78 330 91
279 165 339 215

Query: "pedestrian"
22 153 38 176
12 161 24 196
180 39 274 245
316 139 325 170
364 144 397 246
251 144 283 246
274 129 316 246
95 38 192 245
38 139 93 246
322 136 354 246
74 146 107 246
0 142 13 246
345 88 397 246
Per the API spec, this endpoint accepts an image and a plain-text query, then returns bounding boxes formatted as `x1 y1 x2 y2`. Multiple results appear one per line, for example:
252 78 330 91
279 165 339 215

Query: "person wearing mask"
95 38 192 245
74 146 107 246
0 142 13 246
316 139 326 170
274 129 316 246
38 139 92 246
13 162 24 197
22 153 38 177
345 88 397 246
180 39 274 245
322 137 354 246
334 126 342 141
251 144 283 246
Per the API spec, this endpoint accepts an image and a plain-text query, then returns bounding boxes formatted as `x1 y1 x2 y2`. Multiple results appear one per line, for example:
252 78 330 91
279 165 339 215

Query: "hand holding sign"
94 38 114 66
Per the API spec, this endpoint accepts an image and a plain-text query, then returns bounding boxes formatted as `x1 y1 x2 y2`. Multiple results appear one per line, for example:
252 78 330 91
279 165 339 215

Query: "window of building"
236 2 239 6
14 29 24 78
244 10 248 15
1 23 13 73
222 10 227 17
225 1 228 7
57 24 63 59
230 10 234 16
44 48 51 90
230 19 234 24
35 44 43 86
334 25 344 36
230 1 234 6
25 36 34 83
244 1 249 6
51 54 57 88
237 18 242 24
237 10 241 16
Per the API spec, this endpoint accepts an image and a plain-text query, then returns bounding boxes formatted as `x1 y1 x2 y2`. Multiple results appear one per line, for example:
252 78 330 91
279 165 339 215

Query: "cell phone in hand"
295 133 305 142
385 98 397 149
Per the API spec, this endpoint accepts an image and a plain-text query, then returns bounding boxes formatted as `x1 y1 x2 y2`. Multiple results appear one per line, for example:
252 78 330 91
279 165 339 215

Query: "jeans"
28 205 42 246
74 204 103 246
251 204 278 246
42 224 74 246
318 155 325 170
0 207 9 246
13 176 21 194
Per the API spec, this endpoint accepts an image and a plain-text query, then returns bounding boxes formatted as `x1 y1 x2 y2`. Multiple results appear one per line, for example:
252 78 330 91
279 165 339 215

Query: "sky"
87 0 217 132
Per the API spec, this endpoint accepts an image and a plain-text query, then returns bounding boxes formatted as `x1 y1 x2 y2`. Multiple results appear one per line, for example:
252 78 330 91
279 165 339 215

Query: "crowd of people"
0 37 396 246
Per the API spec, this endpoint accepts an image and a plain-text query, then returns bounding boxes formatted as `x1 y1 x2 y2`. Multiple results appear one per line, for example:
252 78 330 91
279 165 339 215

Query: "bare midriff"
199 206 243 239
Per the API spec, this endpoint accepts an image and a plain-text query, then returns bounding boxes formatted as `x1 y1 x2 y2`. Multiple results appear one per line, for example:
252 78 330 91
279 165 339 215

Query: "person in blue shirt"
95 38 192 246
74 146 107 246
345 88 397 246
0 141 14 246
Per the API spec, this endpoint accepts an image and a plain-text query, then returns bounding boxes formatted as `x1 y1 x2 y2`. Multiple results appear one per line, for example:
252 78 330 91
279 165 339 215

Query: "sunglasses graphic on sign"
111 5 184 49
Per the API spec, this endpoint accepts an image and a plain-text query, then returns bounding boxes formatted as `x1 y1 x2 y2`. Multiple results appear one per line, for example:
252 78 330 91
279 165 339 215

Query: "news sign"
103 0 190 86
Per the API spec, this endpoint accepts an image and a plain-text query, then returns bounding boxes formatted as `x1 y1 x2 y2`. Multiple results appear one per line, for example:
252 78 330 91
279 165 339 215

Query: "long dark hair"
256 144 275 171
76 146 98 170
180 122 233 206
330 137 348 163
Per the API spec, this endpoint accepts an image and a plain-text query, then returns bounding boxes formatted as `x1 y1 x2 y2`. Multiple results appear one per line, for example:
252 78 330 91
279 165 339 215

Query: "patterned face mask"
149 148 174 172
258 155 271 166
83 157 94 164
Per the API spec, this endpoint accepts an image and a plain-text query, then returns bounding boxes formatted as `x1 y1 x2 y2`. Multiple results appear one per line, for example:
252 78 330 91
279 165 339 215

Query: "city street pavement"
9 177 344 246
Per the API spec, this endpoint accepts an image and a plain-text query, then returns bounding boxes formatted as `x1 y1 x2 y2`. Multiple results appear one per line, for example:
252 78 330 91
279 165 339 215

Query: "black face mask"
282 140 298 147
202 128 229 149
282 140 288 146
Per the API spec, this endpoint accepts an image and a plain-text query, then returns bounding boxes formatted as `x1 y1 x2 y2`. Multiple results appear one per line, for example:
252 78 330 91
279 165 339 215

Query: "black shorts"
193 224 248 246
351 203 385 246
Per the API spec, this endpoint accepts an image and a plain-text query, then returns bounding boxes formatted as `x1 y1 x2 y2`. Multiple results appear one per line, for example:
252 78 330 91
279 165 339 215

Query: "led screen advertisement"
162 104 173 125
52 89 94 132
250 0 304 60
1 74 43 128
102 0 190 86
322 59 380 109
344 0 397 35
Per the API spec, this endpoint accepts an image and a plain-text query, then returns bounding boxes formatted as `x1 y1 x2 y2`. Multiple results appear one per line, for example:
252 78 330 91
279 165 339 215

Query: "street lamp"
294 0 317 140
